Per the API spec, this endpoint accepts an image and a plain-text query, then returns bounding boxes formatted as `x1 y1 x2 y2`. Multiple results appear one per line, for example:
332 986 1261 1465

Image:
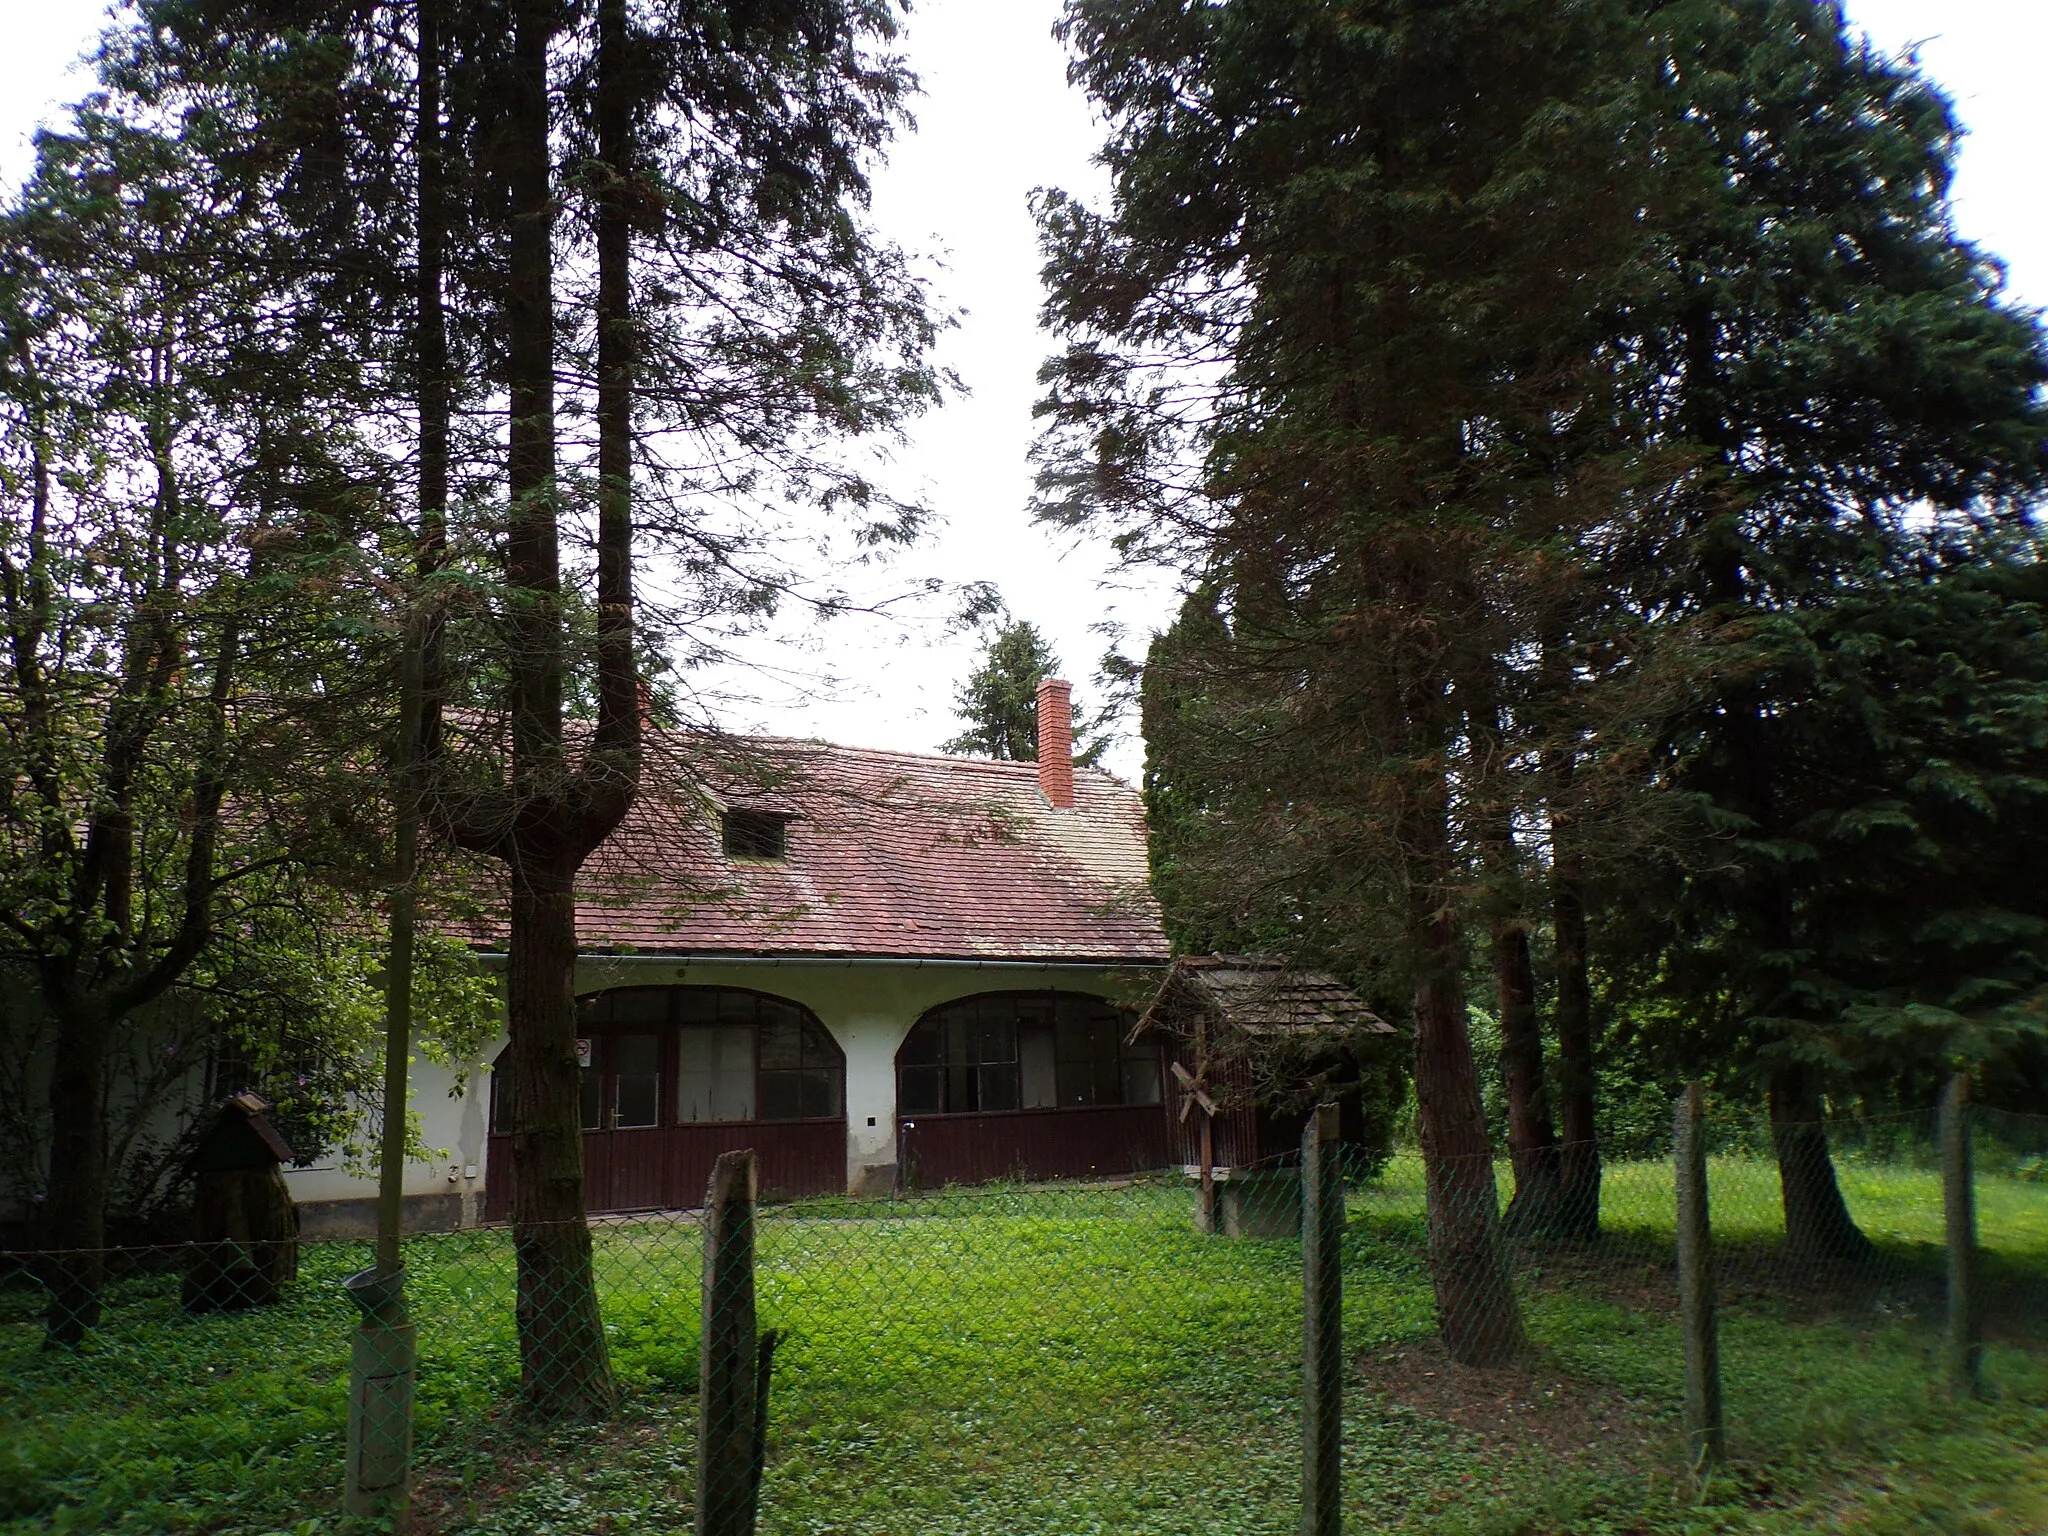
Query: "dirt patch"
1359 1339 1663 1466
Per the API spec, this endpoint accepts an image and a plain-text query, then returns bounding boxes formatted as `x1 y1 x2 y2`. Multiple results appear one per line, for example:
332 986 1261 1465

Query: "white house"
287 680 1177 1235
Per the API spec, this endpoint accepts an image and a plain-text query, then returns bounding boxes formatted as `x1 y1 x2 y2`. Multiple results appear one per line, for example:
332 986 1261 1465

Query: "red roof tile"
464 736 1170 963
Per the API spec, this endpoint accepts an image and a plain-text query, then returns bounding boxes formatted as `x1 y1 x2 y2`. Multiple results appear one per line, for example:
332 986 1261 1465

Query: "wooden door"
580 1030 665 1211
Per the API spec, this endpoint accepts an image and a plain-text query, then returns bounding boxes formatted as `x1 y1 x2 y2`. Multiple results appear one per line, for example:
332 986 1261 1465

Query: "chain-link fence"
5 1095 2044 1533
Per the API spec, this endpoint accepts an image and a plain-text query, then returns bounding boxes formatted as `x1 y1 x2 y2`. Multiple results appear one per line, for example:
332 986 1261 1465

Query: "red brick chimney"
1036 677 1075 809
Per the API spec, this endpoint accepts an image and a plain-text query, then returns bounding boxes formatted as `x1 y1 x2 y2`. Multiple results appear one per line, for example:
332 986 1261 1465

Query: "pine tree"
110 0 942 1407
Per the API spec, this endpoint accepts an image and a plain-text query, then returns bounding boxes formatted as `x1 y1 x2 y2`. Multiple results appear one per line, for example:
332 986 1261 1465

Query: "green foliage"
1599 0 2048 1109
941 618 1111 766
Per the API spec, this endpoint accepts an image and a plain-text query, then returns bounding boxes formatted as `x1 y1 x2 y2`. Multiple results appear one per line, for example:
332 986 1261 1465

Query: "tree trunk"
1769 1063 1872 1270
497 0 617 1417
1411 892 1525 1365
507 865 616 1416
1493 919 1563 1239
41 997 111 1344
1551 838 1601 1241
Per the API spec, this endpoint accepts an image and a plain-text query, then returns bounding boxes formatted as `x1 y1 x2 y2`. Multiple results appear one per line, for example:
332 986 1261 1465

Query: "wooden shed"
1137 955 1397 1232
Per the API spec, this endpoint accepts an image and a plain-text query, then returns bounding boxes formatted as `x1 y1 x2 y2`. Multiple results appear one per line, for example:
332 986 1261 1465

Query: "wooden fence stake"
1941 1073 1982 1400
698 1150 760 1536
1674 1082 1724 1482
1301 1102 1343 1536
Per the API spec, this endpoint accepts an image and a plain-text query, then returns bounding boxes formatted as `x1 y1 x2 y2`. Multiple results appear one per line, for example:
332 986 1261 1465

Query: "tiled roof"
464 736 1169 963
1138 954 1395 1038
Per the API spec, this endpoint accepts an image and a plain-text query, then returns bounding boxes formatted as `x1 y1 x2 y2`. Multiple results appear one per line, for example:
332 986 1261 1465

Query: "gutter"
470 952 1168 973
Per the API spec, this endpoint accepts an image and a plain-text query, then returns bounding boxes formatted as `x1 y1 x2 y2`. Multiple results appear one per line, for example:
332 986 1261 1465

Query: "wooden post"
698 1150 760 1536
1198 1113 1217 1235
1941 1073 1981 1400
1301 1102 1343 1536
1674 1082 1724 1481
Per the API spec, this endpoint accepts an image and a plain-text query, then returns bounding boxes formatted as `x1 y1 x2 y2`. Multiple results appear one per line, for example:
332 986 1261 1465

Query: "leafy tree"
0 90 397 1338
943 618 1110 765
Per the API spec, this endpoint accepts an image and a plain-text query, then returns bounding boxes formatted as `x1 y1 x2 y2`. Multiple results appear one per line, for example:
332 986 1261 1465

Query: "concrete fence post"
1674 1082 1724 1482
1301 1102 1343 1536
342 1265 416 1522
1941 1073 1982 1400
698 1149 761 1536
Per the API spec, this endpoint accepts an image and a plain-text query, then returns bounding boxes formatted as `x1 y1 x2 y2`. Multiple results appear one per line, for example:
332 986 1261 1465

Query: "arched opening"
893 991 1169 1187
485 985 846 1218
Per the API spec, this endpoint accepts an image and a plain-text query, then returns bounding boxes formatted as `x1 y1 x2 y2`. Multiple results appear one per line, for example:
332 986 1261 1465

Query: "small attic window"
722 809 788 861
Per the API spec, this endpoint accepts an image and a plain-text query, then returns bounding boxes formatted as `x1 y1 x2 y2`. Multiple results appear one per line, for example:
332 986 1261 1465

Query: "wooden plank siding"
483 1118 844 1221
897 1103 1175 1189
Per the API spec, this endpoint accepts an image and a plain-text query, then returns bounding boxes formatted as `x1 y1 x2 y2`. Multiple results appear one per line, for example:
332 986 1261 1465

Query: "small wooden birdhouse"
183 1092 301 1312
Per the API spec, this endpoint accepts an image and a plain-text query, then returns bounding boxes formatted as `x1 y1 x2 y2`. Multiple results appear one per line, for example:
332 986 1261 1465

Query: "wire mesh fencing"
3 1096 2044 1533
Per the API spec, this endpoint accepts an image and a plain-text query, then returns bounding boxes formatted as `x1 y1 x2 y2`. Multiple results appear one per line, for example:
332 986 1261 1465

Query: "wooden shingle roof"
1139 954 1395 1038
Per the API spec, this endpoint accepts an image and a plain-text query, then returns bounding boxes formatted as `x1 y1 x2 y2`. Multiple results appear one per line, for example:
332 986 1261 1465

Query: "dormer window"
722 808 788 861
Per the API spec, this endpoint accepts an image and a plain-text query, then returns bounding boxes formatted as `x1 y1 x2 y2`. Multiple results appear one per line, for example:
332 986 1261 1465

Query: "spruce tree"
1614 0 2048 1262
943 619 1108 765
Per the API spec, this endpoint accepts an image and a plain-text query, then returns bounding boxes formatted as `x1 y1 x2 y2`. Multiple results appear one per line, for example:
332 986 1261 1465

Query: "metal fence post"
1674 1082 1724 1482
698 1149 761 1536
1941 1073 1982 1400
1301 1102 1342 1536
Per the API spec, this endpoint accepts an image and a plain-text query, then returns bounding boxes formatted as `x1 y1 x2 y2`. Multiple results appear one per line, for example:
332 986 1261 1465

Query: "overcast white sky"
5 1 2045 781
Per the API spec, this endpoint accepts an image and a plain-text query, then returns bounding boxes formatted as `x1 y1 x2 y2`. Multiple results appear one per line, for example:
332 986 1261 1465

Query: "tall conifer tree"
1038 0 1672 1362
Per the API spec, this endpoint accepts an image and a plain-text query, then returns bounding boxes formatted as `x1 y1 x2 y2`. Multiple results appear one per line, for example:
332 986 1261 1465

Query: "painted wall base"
296 1191 474 1240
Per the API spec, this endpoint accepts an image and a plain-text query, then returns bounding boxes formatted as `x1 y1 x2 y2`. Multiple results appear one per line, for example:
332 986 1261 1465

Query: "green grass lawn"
3 1159 2043 1535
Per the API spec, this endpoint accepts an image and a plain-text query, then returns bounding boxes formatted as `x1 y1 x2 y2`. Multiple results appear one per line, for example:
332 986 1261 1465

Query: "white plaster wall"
281 1053 489 1214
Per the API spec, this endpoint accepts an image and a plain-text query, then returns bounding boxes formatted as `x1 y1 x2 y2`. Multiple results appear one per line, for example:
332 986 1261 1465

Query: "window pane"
678 1025 753 1121
676 989 719 1024
898 1019 940 1066
976 1063 1019 1112
719 989 757 1022
1121 1051 1162 1106
759 1070 802 1121
1055 1012 1101 1065
972 1017 1016 1065
724 809 787 859
900 1064 942 1115
800 1067 841 1119
799 1014 840 1070
580 1067 602 1131
947 1063 974 1111
616 1073 658 1128
1020 1026 1057 1109
759 1010 803 1071
1056 1059 1097 1108
717 1025 754 1120
577 993 610 1025
617 1033 658 1075
1095 1059 1124 1107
